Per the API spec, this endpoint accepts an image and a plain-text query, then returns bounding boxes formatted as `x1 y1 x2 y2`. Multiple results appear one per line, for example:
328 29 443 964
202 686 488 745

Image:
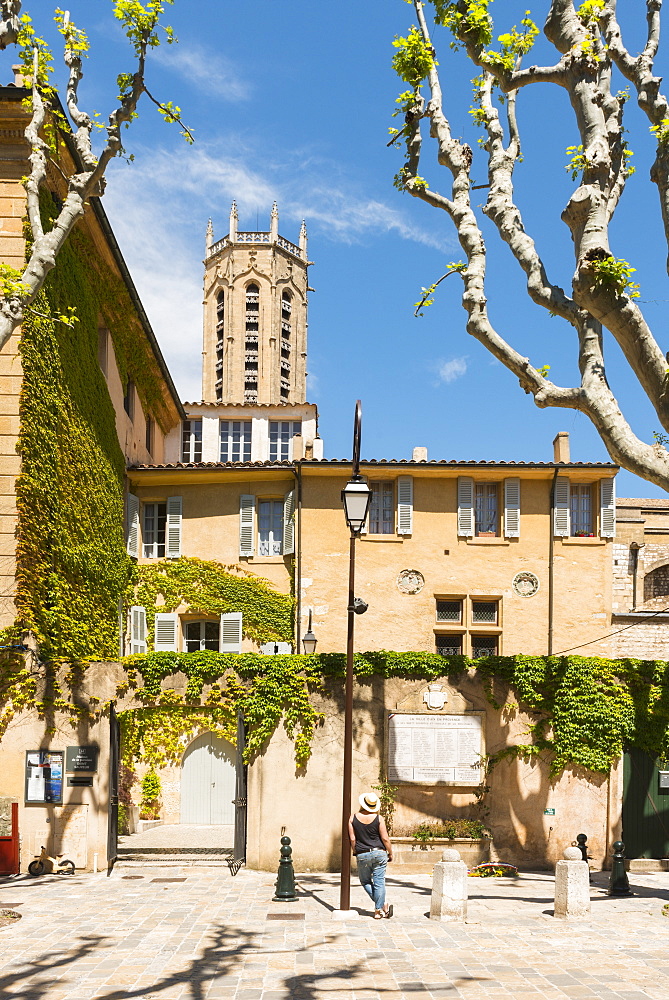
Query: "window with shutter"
126 494 139 558
154 613 178 651
457 478 474 537
166 496 182 558
239 495 255 557
553 477 570 537
220 612 243 653
504 478 521 538
599 477 616 538
283 490 295 554
474 483 499 535
397 476 413 535
368 482 393 534
130 606 147 655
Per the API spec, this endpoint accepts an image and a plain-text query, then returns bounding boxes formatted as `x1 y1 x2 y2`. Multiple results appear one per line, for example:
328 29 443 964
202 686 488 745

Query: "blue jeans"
355 849 387 910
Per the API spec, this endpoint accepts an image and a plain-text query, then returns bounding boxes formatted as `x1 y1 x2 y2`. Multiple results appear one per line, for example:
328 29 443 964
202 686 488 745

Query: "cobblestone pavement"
1 865 669 999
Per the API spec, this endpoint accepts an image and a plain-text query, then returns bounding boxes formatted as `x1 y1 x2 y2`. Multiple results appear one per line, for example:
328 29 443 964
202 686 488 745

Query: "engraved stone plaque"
387 712 483 785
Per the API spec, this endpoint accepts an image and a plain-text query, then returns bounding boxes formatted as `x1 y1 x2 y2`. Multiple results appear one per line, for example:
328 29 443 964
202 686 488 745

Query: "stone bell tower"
202 202 309 404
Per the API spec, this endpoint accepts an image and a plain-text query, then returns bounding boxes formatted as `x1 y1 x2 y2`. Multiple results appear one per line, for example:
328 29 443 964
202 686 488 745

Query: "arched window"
644 565 669 605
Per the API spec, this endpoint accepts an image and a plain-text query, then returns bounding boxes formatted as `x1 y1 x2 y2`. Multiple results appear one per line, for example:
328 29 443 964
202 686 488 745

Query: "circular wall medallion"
397 569 425 595
512 571 540 598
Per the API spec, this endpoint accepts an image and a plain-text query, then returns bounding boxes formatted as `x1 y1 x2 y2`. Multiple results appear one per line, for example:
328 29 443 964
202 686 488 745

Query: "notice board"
387 713 483 785
25 750 64 804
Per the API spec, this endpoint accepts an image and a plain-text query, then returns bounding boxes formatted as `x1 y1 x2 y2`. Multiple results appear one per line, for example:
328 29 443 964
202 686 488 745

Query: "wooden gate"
622 748 669 858
180 732 236 825
0 801 19 875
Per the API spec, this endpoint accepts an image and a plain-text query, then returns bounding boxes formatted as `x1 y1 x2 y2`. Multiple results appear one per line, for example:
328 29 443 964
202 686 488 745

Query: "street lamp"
302 609 318 654
338 400 371 914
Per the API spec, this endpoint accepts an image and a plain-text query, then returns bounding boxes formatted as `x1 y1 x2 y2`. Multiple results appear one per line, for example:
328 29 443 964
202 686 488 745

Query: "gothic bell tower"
202 202 309 404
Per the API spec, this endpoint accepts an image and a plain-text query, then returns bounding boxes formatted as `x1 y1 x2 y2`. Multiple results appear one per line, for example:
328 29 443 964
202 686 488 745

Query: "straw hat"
358 791 381 813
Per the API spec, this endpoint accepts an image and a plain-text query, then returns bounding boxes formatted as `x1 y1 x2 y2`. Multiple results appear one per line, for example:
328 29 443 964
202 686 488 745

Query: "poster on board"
25 750 63 804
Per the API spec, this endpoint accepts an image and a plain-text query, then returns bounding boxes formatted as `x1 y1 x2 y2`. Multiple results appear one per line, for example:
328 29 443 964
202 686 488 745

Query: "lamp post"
302 609 318 654
338 400 371 912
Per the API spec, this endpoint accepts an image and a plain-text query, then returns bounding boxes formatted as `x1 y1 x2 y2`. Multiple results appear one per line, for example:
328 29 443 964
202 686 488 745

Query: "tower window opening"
281 345 290 360
216 290 225 325
246 284 259 311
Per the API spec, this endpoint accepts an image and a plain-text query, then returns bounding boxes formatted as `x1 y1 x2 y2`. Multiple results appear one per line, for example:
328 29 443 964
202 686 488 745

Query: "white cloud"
436 357 468 384
150 44 250 102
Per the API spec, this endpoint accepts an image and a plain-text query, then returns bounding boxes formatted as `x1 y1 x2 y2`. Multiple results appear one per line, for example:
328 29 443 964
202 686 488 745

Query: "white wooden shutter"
457 477 474 537
554 477 570 537
220 612 243 653
283 490 295 554
130 606 147 655
154 612 178 651
504 478 521 538
166 496 182 558
599 477 616 538
126 494 139 558
397 476 413 535
239 494 255 557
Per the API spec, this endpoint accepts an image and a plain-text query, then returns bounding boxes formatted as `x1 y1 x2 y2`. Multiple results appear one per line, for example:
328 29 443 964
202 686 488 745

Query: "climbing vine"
115 650 669 778
132 557 294 648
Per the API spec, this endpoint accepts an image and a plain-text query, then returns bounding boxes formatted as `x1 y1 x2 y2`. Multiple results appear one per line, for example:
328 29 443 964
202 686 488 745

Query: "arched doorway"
180 732 236 825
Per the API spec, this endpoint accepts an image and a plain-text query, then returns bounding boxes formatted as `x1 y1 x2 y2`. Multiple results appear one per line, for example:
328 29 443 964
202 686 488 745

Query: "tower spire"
205 218 213 253
270 200 279 241
229 201 238 241
299 220 308 258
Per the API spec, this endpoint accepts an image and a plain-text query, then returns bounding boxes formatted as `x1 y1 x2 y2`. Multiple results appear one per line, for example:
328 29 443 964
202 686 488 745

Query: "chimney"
553 432 570 464
413 446 428 462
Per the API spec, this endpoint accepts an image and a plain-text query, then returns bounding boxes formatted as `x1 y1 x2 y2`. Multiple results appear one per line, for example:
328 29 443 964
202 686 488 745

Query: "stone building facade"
612 497 669 659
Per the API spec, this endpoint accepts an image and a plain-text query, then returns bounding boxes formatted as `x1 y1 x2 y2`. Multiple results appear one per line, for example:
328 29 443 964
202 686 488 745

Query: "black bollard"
272 835 298 902
576 833 592 883
608 840 632 896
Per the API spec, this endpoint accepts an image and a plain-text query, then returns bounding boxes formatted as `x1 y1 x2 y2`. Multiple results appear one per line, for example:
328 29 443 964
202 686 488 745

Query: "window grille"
472 635 498 658
472 601 498 624
436 600 462 623
436 635 463 657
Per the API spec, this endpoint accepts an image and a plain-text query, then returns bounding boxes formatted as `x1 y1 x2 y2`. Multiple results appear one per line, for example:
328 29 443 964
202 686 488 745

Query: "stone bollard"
272 835 298 902
430 848 468 921
554 846 591 919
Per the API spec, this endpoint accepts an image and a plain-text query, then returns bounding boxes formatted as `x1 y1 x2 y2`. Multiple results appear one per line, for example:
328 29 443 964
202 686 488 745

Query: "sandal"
384 904 393 918
373 910 383 919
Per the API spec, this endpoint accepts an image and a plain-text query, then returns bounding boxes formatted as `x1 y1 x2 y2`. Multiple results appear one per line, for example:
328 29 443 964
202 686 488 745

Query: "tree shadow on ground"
1 919 492 1000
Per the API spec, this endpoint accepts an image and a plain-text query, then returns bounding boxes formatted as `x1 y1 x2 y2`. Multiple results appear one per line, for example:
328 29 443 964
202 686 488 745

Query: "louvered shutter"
220 612 243 653
283 490 295 555
599 477 616 538
130 606 147 655
154 612 178 651
166 496 182 558
126 494 139 558
277 642 292 653
504 478 521 538
457 477 474 537
239 495 255 557
397 476 413 535
553 477 570 536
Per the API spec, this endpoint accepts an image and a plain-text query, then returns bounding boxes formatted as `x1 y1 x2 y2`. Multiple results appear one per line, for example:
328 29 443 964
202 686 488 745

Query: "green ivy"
133 557 294 648
116 650 669 777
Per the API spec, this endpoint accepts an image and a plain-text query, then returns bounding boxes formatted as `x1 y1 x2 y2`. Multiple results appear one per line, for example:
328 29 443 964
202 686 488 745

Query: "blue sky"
18 1 669 497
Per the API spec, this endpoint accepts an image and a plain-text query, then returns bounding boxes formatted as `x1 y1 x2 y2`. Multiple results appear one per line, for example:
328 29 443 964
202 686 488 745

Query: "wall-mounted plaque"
387 713 483 785
66 746 99 773
25 751 63 804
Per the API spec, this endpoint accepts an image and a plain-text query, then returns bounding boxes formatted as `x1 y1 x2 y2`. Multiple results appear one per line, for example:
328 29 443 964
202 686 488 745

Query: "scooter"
28 845 75 876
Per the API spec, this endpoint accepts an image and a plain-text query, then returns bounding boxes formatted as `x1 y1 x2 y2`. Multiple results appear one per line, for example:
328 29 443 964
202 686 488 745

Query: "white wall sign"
387 713 483 785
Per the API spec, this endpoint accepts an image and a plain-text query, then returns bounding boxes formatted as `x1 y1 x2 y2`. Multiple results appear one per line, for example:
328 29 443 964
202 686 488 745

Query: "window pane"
204 621 220 651
570 484 593 535
475 483 498 534
436 635 463 657
472 635 498 658
182 419 202 462
436 600 462 622
369 481 393 534
472 601 498 624
258 499 283 555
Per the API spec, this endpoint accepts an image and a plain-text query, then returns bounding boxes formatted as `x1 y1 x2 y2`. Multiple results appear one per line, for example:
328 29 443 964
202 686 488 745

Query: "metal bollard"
608 840 632 896
576 833 592 883
272 835 298 902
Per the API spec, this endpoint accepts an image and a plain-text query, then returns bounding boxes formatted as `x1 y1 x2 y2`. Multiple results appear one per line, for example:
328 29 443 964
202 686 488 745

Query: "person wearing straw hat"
348 791 393 919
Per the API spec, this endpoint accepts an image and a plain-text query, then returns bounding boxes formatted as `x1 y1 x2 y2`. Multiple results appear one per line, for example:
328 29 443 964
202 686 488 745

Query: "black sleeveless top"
352 814 384 854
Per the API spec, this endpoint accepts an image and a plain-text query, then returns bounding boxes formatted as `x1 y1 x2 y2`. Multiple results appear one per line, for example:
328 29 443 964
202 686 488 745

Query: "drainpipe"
548 467 559 655
295 463 302 652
